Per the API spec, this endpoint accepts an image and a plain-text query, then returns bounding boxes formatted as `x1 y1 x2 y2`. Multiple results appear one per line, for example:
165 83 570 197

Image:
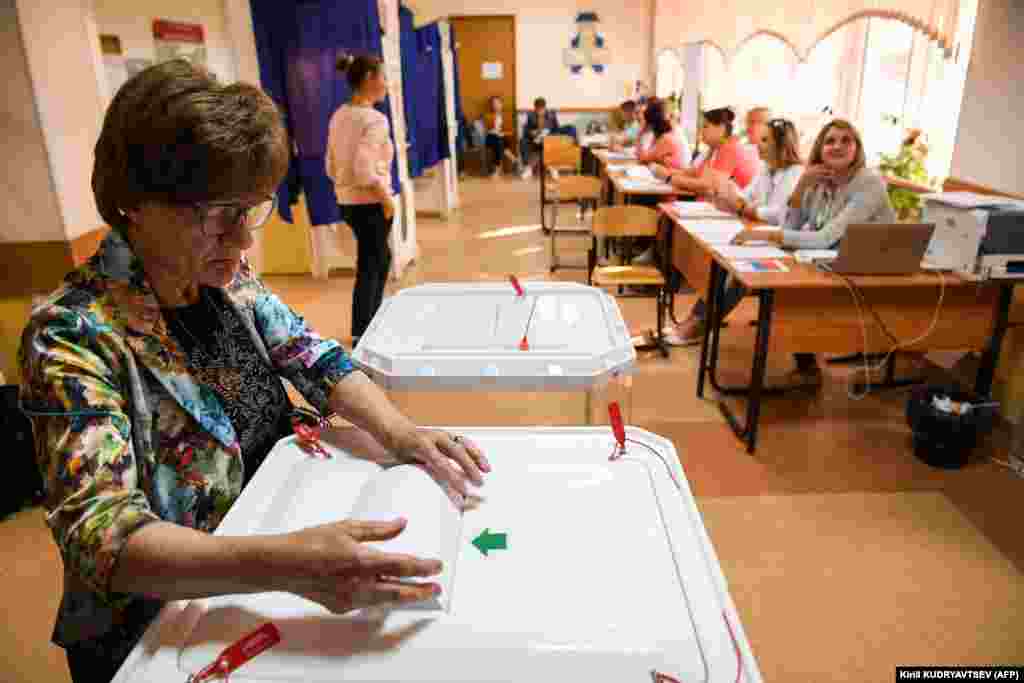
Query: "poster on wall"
153 19 207 67
563 12 609 75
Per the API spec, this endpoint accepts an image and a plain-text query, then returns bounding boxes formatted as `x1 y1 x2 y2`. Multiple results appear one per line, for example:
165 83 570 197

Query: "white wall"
409 0 654 109
15 0 106 240
950 0 1024 193
93 0 239 86
0 0 65 243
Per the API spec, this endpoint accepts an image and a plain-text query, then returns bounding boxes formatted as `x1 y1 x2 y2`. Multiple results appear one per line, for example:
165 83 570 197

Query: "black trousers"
485 133 504 173
340 203 393 339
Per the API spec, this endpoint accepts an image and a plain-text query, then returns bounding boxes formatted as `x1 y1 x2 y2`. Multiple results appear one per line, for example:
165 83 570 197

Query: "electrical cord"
817 263 946 400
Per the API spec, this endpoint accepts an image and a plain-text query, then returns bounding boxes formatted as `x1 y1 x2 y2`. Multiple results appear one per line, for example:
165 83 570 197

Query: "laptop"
818 223 935 275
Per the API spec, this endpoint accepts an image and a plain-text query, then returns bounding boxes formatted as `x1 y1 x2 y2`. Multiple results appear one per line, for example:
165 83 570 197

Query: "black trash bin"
905 385 998 469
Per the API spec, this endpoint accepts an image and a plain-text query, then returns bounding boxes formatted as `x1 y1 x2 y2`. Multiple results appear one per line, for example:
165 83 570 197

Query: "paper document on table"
618 179 673 192
625 165 657 181
671 201 734 219
605 164 629 172
714 245 788 260
684 220 746 244
922 191 1024 210
733 259 790 273
793 249 838 263
605 151 636 161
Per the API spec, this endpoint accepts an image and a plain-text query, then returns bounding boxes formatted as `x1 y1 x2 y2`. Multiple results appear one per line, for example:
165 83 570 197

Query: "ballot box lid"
350 282 635 390
112 429 762 683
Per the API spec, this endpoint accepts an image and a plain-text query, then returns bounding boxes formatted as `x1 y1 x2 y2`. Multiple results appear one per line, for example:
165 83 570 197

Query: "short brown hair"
809 119 866 174
93 59 289 232
336 52 383 91
703 107 737 137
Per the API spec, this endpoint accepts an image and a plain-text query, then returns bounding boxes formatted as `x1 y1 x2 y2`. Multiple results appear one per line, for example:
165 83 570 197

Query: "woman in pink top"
652 107 759 198
326 53 395 343
635 98 686 169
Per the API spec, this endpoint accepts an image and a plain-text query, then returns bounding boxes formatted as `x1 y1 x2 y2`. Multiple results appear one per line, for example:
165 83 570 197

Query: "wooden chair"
539 135 579 230
588 205 669 358
542 136 602 272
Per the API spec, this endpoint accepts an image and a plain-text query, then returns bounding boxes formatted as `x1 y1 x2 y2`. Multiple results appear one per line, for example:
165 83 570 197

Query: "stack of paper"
618 179 673 192
683 220 746 244
605 163 629 173
625 165 657 181
606 151 636 161
923 191 1024 210
713 245 788 260
671 201 734 219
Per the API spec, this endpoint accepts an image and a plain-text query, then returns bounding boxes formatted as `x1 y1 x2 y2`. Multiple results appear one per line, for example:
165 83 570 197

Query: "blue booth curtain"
250 0 399 226
399 6 424 178
449 23 466 156
408 22 449 171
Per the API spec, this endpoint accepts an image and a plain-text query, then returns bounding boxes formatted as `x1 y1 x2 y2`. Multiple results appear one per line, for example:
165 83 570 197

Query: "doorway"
450 15 517 157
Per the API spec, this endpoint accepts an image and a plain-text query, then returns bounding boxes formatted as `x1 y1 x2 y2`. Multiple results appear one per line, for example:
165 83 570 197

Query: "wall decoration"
563 12 609 75
482 62 503 80
153 19 207 67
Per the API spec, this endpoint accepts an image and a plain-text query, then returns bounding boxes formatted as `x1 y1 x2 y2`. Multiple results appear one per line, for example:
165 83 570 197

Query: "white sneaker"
520 166 533 180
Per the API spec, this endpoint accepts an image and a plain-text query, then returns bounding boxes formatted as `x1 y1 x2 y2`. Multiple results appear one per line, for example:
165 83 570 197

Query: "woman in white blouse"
668 118 803 346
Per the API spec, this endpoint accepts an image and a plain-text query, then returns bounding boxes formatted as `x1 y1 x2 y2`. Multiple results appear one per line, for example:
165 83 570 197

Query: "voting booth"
111 429 763 683
351 282 636 426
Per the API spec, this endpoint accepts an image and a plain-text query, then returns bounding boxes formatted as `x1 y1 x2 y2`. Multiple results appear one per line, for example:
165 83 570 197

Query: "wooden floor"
3 174 1023 682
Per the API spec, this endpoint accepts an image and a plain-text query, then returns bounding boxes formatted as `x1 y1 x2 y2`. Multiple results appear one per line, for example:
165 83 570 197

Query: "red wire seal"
607 402 626 460
188 622 281 682
292 415 330 459
509 274 524 297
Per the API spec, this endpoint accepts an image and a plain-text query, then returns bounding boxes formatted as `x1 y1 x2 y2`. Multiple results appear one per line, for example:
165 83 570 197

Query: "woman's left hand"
731 230 781 246
389 428 491 504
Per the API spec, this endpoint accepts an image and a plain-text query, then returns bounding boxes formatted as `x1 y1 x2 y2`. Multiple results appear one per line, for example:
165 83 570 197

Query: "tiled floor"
3 174 1023 682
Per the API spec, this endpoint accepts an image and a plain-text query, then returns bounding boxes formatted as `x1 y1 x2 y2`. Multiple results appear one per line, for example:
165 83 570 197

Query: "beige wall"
14 0 106 241
409 0 654 109
93 0 239 86
0 0 65 244
950 0 1024 194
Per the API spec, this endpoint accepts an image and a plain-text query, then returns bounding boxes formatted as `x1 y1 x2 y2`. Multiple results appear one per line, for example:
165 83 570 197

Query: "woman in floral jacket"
18 59 489 683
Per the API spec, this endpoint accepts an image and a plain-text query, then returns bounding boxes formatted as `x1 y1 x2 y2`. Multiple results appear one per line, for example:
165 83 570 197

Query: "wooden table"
658 204 1016 453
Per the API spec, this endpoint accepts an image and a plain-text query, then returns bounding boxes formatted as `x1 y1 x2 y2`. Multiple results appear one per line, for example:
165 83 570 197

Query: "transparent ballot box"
350 282 636 426
111 429 763 683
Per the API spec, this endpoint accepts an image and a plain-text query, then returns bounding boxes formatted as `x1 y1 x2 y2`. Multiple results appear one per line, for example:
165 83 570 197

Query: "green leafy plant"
878 114 935 220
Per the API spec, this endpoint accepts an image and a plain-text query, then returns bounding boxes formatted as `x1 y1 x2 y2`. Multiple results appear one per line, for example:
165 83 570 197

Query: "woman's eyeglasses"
186 195 278 238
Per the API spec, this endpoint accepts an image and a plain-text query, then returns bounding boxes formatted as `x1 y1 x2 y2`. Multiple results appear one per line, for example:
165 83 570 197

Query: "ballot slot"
170 430 755 682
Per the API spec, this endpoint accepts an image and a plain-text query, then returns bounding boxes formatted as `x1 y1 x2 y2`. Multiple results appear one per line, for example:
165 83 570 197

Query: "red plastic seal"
189 622 281 682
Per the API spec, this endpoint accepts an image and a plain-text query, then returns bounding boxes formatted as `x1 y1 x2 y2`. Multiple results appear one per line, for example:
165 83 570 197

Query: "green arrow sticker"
472 528 508 556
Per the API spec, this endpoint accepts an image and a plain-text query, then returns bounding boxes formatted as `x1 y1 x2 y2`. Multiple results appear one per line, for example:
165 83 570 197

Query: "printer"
977 208 1024 279
922 193 1024 279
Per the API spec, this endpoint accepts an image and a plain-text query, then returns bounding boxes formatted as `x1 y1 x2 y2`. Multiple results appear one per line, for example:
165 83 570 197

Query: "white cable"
818 264 946 400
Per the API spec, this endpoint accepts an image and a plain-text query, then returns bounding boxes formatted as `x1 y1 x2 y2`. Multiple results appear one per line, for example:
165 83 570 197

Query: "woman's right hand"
799 164 836 188
279 518 442 614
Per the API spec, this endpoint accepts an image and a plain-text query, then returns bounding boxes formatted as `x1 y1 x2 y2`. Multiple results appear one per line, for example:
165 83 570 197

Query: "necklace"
167 289 246 402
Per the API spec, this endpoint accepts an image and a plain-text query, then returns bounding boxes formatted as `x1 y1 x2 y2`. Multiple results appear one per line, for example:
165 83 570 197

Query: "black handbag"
0 385 45 519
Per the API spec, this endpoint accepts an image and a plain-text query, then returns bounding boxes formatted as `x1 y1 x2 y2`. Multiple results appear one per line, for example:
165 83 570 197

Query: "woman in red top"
635 98 686 169
651 107 759 198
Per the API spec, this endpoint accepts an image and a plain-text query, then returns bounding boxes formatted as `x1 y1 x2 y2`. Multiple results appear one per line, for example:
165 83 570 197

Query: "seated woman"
669 118 804 345
635 98 687 169
19 60 491 683
651 107 759 198
483 95 519 177
682 119 897 382
608 99 641 149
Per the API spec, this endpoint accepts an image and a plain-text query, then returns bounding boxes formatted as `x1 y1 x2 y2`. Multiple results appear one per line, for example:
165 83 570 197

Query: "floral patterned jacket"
18 229 355 649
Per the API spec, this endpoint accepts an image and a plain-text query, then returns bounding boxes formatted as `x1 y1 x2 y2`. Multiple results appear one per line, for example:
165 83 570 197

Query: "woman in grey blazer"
733 119 896 249
730 119 897 382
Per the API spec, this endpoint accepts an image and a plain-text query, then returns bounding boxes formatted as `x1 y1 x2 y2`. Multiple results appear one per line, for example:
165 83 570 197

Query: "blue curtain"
449 23 466 156
398 6 423 178
249 0 398 225
408 22 449 170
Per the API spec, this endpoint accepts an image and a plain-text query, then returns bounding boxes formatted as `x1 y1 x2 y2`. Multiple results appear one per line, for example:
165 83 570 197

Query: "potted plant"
878 114 936 221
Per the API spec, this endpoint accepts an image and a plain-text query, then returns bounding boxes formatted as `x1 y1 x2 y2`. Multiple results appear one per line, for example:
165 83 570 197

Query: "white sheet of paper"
713 245 788 260
606 151 636 161
683 220 746 244
793 249 838 263
671 201 734 219
923 191 1023 210
618 179 673 192
733 259 791 273
482 62 503 80
625 165 657 181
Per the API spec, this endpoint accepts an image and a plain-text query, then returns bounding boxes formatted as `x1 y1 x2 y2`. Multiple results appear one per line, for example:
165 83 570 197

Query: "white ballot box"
351 282 636 425
112 430 762 683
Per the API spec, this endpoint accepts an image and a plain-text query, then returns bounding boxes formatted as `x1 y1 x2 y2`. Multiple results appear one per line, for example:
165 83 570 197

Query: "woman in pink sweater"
636 98 686 169
326 53 395 344
652 107 759 198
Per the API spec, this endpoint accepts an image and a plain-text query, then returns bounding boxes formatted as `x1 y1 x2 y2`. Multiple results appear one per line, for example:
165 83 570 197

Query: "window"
656 49 684 100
